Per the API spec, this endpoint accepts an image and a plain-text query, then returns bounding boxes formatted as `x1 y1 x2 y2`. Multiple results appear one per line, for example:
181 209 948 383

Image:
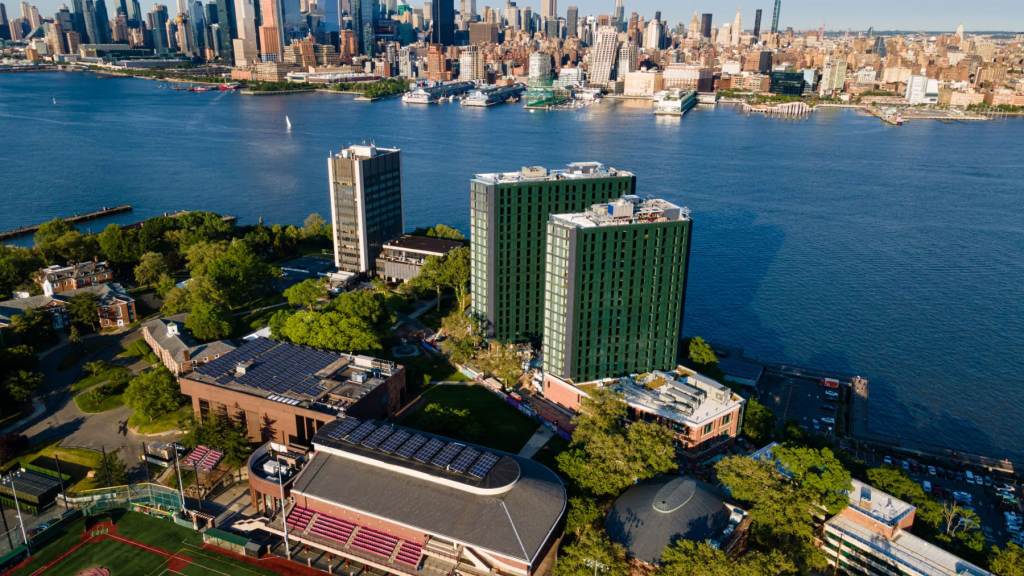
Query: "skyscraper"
770 0 780 34
129 0 141 25
329 145 405 275
589 25 618 85
731 7 740 45
150 4 169 52
258 0 284 60
350 0 375 56
612 0 622 31
318 0 340 48
543 196 692 382
429 0 453 45
0 4 10 41
93 0 111 42
539 0 553 21
470 162 636 343
215 0 234 63
699 12 710 39
564 5 576 38
753 8 761 40
232 0 258 65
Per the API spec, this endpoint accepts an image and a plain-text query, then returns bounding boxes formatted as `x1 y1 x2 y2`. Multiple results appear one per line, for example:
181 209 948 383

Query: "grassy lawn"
73 380 127 414
71 366 131 393
1 438 103 492
402 385 539 453
417 296 458 332
129 405 188 434
56 342 109 372
378 338 465 395
116 339 159 365
36 538 170 576
531 435 570 475
229 305 283 339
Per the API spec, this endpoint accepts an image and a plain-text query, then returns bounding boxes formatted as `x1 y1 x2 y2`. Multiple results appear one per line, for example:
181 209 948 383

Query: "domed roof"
606 476 732 565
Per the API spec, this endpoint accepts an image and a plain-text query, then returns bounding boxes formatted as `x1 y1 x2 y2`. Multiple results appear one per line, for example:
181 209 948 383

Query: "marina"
461 83 527 107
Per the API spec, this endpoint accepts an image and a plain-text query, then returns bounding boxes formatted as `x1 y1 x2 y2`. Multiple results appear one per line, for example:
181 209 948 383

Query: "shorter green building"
543 196 692 382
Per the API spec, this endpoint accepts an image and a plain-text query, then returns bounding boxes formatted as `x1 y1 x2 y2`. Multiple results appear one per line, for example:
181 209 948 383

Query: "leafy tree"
100 450 129 487
686 336 717 365
553 529 630 576
0 245 43 299
0 345 38 379
69 325 83 346
866 466 942 528
184 302 234 341
659 540 797 576
161 286 191 314
302 213 328 239
34 219 98 265
82 360 112 377
185 241 229 277
123 367 183 422
3 370 44 403
772 445 852 514
411 254 449 310
178 410 252 466
134 251 169 287
742 398 777 445
97 224 141 269
557 388 675 496
34 218 75 252
329 289 394 330
475 342 523 389
990 543 1024 576
427 224 465 240
439 310 482 364
0 433 29 465
277 310 382 353
8 308 57 350
417 403 482 441
565 496 603 536
66 292 99 330
155 274 176 297
444 247 471 311
284 278 326 311
203 240 278 306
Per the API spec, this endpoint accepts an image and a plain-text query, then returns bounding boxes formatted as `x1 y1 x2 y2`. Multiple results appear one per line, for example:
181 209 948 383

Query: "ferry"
220 82 242 90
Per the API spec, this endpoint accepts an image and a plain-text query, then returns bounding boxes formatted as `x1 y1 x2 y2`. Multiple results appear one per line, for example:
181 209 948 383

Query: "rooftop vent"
521 166 548 178
351 371 368 384
237 361 254 376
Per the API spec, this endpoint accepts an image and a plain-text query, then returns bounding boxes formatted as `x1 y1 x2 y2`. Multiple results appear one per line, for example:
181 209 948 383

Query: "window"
722 413 731 425
703 423 713 435
203 357 208 362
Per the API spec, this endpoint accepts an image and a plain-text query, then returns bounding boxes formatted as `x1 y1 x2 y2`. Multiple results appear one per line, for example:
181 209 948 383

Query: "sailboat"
52 97 57 105
286 116 292 130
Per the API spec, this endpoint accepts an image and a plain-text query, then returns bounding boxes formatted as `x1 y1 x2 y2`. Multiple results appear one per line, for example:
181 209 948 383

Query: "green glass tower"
470 163 636 343
543 196 693 382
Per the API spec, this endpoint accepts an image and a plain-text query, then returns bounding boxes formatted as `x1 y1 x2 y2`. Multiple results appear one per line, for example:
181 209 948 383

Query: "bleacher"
291 505 423 568
182 446 224 471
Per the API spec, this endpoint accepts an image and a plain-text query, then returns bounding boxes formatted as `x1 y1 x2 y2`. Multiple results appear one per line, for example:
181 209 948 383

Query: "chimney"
182 348 191 363
94 256 99 263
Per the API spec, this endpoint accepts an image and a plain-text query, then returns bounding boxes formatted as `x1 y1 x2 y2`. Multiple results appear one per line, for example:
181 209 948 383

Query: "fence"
70 483 185 517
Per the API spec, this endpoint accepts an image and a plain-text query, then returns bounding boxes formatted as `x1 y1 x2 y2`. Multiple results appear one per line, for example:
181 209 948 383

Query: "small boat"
896 113 904 126
286 116 292 130
220 82 242 90
188 85 215 92
52 97 57 105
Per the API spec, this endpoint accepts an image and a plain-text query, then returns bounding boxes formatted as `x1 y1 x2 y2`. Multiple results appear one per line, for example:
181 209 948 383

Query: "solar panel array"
193 338 340 399
317 418 503 480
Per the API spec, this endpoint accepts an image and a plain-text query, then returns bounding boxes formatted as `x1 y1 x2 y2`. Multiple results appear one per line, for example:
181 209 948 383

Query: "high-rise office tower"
731 7 740 45
589 25 618 84
57 5 74 35
470 163 636 343
93 0 111 41
539 0 553 21
83 0 99 43
753 8 761 40
770 0 780 34
699 12 710 39
612 0 622 31
329 145 404 275
564 5 575 37
232 0 258 65
543 196 692 382
129 0 141 25
520 5 530 32
46 20 67 53
188 0 204 49
643 19 659 49
686 11 697 39
70 0 86 38
429 0 452 45
258 0 283 60
0 4 9 41
150 4 169 52
215 0 233 62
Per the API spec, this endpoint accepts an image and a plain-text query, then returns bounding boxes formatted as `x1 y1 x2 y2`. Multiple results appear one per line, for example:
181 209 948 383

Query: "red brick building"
36 260 114 296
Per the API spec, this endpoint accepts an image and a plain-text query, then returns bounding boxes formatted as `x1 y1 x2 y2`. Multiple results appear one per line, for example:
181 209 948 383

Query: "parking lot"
757 373 841 439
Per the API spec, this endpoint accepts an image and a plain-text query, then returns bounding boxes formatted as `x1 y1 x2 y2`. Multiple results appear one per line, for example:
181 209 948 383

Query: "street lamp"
583 558 610 576
1 472 30 551
278 466 291 559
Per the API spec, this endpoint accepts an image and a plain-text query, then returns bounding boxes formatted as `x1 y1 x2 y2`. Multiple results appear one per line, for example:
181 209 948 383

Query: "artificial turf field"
16 512 284 576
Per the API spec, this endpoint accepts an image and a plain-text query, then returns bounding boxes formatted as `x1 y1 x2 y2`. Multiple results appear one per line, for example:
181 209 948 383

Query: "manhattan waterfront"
2 71 1023 461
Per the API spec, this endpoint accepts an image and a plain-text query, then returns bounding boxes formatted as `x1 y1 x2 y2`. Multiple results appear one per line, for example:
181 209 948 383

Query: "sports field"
16 512 290 576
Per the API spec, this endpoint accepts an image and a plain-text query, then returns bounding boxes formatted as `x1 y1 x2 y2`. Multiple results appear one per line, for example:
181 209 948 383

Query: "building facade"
470 163 636 343
329 145 404 275
36 260 113 296
375 235 463 282
543 196 692 382
141 314 237 375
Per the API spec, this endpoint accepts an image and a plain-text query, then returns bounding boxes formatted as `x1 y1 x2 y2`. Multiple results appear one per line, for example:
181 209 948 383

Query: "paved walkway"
517 427 554 458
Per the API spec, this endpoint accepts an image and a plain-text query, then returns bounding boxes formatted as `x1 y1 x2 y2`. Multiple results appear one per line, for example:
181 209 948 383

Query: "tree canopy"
178 410 252 465
741 398 777 445
284 278 326 310
66 292 99 330
134 251 169 287
658 540 797 576
552 529 631 576
990 543 1024 576
123 367 183 422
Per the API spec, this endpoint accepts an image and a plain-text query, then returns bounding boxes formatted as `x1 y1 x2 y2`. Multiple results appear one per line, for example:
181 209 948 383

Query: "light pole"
583 557 609 576
173 449 186 511
1 473 30 552
278 467 291 559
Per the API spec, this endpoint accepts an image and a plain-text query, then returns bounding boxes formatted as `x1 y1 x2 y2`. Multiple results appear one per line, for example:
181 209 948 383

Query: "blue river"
2 72 1023 461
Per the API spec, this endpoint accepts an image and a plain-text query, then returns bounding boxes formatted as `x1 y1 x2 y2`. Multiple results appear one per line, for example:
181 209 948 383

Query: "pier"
0 205 132 241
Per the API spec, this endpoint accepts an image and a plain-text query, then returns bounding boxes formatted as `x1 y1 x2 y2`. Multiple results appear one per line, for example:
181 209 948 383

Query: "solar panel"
345 422 377 444
328 418 361 440
431 443 464 468
468 452 500 479
413 438 445 463
449 447 481 474
361 426 393 449
395 435 426 458
379 430 411 454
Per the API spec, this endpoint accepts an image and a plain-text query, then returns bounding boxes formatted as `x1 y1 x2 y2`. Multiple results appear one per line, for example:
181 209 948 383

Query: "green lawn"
73 381 127 413
3 437 103 492
34 538 169 576
129 405 188 434
56 342 109 372
402 385 539 453
71 366 131 392
378 337 465 395
116 339 159 366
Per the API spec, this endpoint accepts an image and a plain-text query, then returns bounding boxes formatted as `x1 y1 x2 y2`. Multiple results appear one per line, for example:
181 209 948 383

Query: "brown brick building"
36 260 113 296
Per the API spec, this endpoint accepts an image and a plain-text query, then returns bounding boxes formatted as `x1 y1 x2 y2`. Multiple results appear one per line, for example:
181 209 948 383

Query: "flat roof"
550 196 689 229
0 469 61 498
846 478 916 527
826 516 991 576
293 422 566 564
474 162 633 185
383 235 464 255
608 368 744 427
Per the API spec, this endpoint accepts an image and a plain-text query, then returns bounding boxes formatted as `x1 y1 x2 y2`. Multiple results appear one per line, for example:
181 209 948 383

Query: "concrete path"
517 427 555 459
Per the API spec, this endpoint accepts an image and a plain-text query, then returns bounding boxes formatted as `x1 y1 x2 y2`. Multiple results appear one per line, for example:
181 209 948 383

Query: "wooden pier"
0 205 132 241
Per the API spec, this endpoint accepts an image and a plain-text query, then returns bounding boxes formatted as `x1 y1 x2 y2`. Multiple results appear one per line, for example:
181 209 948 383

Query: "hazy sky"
19 0 1024 32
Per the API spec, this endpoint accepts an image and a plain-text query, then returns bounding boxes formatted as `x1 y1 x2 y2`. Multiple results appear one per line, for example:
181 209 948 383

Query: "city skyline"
16 0 1024 33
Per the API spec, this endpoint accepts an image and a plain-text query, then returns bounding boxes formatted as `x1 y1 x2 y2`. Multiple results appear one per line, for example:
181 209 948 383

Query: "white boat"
52 97 57 105
286 116 292 130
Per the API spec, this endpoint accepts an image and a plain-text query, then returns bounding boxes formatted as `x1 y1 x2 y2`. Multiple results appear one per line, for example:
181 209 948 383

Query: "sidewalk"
0 399 45 434
517 428 554 458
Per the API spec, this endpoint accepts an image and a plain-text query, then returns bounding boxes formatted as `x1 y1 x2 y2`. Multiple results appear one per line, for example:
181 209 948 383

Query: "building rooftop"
826 515 991 576
846 478 916 528
334 144 399 161
293 420 566 564
142 314 237 367
550 196 690 229
473 162 633 185
383 235 464 256
187 338 397 411
37 260 110 283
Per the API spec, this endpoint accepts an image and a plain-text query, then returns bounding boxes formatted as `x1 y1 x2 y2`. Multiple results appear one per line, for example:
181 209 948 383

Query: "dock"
0 205 132 241
120 210 237 231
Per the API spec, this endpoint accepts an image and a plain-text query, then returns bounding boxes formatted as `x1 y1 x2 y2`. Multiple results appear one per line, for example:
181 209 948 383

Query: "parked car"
825 390 840 399
984 476 993 487
821 417 836 425
902 460 910 471
928 466 937 476
821 403 837 412
975 476 985 486
936 467 946 478
813 419 820 430
966 471 975 484
955 472 965 483
996 483 1016 493
923 480 932 493
910 462 920 473
953 491 972 504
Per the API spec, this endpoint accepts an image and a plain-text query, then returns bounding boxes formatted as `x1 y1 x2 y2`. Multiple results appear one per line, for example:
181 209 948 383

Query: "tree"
69 325 83 346
444 247 471 311
329 289 394 330
866 466 942 528
277 310 383 353
66 292 99 330
155 273 176 297
0 345 39 379
411 254 448 310
686 336 717 365
0 433 29 465
772 445 852 514
990 543 1024 576
185 241 229 277
742 398 777 445
565 496 603 536
34 218 75 252
417 403 482 441
439 310 483 364
659 540 798 576
284 278 325 311
8 308 57 350
100 450 129 487
0 245 43 299
97 224 141 269
203 240 278 306
557 388 675 496
553 529 630 576
185 301 234 341
302 213 328 239
475 342 523 389
123 367 183 422
178 410 252 466
3 370 44 403
83 360 111 377
134 251 169 287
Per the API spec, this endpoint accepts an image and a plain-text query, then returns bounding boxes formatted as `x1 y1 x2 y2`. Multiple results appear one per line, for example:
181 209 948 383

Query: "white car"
825 390 839 399
821 417 836 425
996 483 1016 493
953 491 972 504
884 456 893 465
902 460 910 470
975 476 985 486
928 466 937 476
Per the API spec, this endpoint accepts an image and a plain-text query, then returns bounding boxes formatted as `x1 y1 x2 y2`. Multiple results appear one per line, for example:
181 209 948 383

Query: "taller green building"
543 196 693 382
470 163 637 343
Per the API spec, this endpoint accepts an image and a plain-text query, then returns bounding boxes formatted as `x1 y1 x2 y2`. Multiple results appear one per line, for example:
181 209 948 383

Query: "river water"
2 72 1023 460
